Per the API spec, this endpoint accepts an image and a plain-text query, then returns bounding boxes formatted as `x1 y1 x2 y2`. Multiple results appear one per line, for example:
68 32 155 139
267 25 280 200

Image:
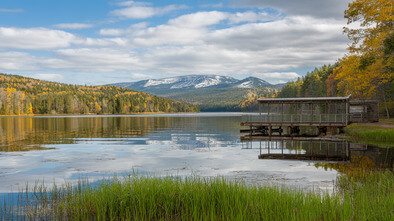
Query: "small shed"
254 95 351 125
349 100 379 123
241 96 379 138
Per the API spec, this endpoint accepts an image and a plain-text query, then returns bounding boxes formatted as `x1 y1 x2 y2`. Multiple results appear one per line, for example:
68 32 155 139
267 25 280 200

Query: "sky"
0 0 352 85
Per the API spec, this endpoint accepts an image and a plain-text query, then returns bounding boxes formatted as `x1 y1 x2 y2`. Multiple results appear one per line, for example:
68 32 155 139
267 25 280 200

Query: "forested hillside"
277 64 338 98
0 73 198 115
167 86 278 111
110 75 281 112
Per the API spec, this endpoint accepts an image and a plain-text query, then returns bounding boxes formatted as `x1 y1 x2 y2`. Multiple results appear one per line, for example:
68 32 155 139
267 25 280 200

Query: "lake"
0 113 390 196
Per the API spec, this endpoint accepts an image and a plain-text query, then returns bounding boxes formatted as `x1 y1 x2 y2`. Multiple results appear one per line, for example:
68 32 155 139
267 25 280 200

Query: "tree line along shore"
0 73 198 115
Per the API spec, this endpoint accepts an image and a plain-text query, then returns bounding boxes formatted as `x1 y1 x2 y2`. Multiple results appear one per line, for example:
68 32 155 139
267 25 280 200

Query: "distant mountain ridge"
111 75 282 93
109 75 283 112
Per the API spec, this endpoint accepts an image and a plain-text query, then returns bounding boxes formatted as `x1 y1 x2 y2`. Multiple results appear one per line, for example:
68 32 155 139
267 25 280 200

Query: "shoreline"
1 171 392 220
0 111 201 118
343 119 394 147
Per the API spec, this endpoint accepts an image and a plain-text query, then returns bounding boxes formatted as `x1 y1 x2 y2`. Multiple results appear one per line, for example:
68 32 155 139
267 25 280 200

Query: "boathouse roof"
257 95 351 104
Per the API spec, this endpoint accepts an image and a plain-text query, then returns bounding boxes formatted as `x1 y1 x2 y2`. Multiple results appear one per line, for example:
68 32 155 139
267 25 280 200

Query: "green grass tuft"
1 171 393 220
344 123 394 146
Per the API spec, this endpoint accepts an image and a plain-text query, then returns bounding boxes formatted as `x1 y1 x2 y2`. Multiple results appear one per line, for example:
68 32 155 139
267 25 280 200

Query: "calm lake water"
0 113 391 196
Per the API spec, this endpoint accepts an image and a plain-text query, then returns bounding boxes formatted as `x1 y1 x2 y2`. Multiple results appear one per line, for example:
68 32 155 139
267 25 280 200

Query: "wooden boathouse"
240 95 379 138
240 96 380 161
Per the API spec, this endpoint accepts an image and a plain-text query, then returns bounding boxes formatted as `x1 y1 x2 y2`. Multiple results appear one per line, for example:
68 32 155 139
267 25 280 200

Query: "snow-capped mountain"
143 75 238 89
109 74 284 111
111 75 279 93
233 77 272 88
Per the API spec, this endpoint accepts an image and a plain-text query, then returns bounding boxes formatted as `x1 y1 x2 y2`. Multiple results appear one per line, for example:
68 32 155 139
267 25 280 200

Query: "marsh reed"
1 171 392 220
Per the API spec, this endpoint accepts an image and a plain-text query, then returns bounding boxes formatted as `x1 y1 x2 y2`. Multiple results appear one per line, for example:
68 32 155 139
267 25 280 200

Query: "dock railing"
242 114 348 123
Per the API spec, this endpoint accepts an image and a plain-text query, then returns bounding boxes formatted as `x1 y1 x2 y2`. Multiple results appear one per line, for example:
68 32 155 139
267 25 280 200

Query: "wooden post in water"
281 140 284 155
259 140 262 155
281 103 284 122
259 102 262 121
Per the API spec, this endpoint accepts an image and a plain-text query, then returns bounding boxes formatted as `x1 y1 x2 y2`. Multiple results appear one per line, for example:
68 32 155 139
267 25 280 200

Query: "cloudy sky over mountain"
0 0 351 85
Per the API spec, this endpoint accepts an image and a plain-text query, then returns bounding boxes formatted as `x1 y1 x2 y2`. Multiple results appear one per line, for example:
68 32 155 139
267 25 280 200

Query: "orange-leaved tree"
333 0 393 117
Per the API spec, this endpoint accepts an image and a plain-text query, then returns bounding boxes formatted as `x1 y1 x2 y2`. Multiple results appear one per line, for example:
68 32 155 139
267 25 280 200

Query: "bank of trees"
277 0 393 117
278 64 338 98
0 73 198 115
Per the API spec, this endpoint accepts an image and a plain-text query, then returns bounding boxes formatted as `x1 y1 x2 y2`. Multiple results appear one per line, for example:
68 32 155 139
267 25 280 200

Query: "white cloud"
30 73 65 81
49 48 143 72
76 37 128 47
130 73 151 81
0 27 128 50
99 23 148 36
130 11 228 46
168 11 227 27
112 6 155 19
0 27 75 50
230 0 351 19
0 5 350 84
99 28 125 36
0 52 39 71
53 23 94 29
111 4 186 19
208 16 346 51
252 72 301 79
228 11 278 24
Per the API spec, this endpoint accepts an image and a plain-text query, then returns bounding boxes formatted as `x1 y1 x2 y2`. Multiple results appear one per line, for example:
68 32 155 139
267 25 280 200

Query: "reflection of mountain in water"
0 114 242 151
146 116 242 150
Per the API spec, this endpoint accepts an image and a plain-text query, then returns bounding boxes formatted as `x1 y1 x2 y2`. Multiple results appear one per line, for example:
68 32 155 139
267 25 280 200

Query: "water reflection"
3 114 271 193
2 113 384 195
0 114 241 151
315 145 393 176
243 139 393 170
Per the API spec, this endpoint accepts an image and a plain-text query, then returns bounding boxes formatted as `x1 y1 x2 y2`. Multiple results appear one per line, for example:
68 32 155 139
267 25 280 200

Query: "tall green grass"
344 123 394 146
336 170 394 220
1 171 393 220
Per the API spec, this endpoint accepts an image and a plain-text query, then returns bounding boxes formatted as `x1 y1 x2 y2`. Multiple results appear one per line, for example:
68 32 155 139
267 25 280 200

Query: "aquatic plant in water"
1 171 392 220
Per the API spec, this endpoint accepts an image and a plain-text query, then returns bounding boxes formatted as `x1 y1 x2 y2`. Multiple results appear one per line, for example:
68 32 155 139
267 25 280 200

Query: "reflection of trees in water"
0 117 169 151
315 146 393 175
246 139 392 169
0 115 243 152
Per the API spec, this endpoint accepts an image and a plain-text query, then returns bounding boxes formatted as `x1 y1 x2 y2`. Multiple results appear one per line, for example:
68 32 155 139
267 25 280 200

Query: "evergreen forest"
0 73 198 115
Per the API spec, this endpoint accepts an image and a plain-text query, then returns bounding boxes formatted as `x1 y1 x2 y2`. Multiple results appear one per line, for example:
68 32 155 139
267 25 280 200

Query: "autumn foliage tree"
0 73 199 115
333 0 393 117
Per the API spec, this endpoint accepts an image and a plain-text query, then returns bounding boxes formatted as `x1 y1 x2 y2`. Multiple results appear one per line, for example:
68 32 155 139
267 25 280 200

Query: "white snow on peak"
144 78 179 87
142 75 239 89
195 76 222 88
236 81 253 88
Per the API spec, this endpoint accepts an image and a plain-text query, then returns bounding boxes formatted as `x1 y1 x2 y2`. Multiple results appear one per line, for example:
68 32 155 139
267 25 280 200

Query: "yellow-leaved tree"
334 0 393 117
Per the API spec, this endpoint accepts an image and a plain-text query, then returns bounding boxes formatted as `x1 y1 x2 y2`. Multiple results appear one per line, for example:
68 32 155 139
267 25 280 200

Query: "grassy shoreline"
1 171 392 220
344 120 394 147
